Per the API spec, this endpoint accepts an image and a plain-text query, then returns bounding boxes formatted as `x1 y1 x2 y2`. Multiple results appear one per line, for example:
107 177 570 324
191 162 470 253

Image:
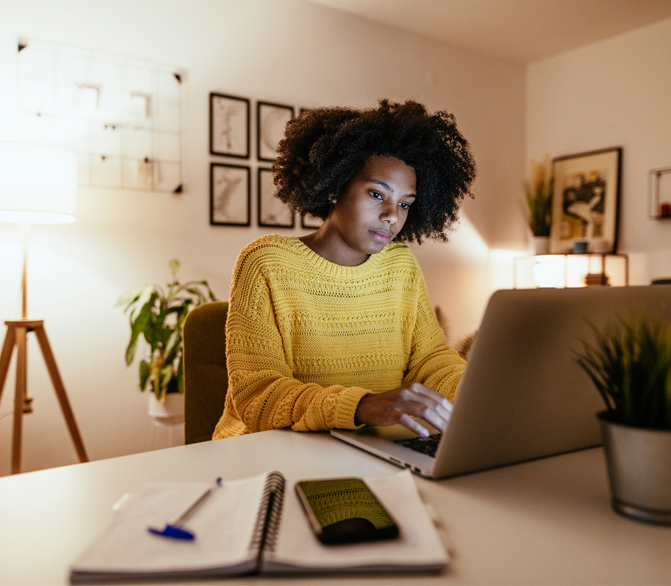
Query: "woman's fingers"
400 385 452 431
398 413 430 437
354 383 454 436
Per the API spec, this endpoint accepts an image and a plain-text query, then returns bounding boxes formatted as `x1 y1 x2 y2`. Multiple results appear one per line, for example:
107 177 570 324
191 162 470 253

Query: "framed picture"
257 101 293 161
258 168 294 228
210 93 250 158
550 147 622 254
210 163 250 226
301 213 323 230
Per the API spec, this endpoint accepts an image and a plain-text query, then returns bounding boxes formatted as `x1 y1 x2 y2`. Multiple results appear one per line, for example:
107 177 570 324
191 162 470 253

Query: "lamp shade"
0 142 77 224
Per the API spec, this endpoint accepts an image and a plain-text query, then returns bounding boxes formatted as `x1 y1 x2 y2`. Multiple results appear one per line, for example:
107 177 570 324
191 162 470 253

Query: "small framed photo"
257 101 293 161
210 163 250 226
210 93 250 158
550 147 622 254
258 168 294 228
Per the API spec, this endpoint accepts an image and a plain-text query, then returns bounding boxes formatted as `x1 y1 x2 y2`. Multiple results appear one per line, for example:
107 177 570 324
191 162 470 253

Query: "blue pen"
148 477 222 541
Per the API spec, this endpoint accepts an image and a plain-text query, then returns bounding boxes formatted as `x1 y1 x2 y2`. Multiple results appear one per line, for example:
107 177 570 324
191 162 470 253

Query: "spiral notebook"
69 470 446 582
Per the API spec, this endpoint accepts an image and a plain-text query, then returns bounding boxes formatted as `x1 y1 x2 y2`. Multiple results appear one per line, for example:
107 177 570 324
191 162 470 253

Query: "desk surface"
0 430 669 585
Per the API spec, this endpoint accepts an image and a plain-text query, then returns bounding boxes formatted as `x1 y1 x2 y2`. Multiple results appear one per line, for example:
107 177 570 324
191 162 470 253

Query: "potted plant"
116 260 218 422
575 311 671 524
525 155 553 255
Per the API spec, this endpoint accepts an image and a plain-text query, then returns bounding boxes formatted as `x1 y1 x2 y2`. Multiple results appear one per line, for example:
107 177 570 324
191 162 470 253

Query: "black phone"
295 477 399 545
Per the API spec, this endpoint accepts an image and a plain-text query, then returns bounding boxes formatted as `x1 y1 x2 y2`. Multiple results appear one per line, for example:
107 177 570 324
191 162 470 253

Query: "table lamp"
0 141 88 474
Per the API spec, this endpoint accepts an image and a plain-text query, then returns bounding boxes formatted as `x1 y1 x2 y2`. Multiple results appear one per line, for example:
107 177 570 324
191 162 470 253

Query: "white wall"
527 17 671 284
0 0 526 474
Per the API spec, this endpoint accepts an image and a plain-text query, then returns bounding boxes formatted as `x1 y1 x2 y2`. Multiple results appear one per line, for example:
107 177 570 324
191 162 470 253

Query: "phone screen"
296 478 399 544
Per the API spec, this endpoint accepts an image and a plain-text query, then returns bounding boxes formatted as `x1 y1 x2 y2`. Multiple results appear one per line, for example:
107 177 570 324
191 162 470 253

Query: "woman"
212 100 476 440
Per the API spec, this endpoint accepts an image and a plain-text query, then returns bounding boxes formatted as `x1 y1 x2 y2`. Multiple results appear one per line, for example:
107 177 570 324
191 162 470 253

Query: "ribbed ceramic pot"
148 392 185 425
598 411 671 525
532 236 550 255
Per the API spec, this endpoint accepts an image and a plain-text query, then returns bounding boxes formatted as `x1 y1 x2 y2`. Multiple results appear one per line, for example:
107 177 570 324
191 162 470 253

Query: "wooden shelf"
513 253 629 289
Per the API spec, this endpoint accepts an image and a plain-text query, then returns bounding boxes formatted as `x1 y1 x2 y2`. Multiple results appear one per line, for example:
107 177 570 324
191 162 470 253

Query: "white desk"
0 430 669 585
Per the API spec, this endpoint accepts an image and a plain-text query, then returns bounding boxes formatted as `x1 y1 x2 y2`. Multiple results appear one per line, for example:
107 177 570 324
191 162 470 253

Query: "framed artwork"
649 166 671 219
210 93 250 158
549 147 622 254
210 163 250 226
257 101 293 161
258 168 294 228
301 213 323 230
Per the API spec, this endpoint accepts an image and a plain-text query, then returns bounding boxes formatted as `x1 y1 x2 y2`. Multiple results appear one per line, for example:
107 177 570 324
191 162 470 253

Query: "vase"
148 392 185 425
532 236 550 255
598 411 671 525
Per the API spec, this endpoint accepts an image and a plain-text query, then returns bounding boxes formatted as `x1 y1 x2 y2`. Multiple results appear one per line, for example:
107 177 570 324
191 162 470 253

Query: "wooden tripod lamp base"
0 319 89 474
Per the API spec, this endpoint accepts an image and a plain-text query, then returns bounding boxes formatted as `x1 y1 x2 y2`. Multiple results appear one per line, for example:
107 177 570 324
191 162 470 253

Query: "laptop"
331 285 671 479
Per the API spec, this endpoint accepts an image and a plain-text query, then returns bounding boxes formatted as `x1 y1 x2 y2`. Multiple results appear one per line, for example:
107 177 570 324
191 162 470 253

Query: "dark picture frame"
258 168 294 228
257 101 293 161
210 93 250 158
301 213 323 230
210 163 250 226
549 147 622 254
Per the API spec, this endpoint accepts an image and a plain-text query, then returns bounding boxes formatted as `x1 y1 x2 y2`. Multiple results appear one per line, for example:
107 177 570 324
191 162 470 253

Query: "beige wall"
0 0 526 474
527 17 671 284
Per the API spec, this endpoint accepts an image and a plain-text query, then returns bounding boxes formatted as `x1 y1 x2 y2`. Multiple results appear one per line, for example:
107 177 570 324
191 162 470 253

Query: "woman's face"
323 155 417 265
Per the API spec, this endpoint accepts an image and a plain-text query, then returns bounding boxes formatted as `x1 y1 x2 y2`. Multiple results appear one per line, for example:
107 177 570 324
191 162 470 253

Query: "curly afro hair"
272 100 476 243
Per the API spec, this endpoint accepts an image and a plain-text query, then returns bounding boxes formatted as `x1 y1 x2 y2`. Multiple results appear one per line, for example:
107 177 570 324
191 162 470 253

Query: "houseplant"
116 260 218 414
575 311 671 524
525 155 553 254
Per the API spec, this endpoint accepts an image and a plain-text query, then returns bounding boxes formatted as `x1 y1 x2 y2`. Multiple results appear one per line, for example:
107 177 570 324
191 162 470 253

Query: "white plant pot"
599 411 671 525
148 392 184 425
532 236 550 255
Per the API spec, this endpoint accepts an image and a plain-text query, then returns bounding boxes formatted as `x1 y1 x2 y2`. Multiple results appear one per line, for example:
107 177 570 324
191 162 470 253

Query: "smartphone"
295 477 399 545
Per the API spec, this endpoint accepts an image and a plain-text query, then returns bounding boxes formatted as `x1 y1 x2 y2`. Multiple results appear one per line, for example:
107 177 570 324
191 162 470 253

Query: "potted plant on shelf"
116 260 218 423
575 311 671 525
525 154 553 255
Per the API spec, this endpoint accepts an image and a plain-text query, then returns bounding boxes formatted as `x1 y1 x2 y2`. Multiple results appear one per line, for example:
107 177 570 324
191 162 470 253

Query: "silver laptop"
331 285 671 479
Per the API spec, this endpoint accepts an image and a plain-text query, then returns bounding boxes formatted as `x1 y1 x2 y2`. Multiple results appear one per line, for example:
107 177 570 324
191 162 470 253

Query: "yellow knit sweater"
212 234 465 439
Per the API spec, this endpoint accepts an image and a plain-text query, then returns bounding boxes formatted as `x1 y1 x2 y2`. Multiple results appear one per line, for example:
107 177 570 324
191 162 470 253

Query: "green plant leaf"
125 304 153 365
139 359 151 391
116 284 149 309
129 284 156 322
163 329 181 365
575 311 671 430
117 260 219 398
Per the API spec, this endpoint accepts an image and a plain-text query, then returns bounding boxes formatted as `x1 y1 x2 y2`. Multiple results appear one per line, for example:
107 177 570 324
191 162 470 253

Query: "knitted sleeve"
223 245 370 434
402 273 466 402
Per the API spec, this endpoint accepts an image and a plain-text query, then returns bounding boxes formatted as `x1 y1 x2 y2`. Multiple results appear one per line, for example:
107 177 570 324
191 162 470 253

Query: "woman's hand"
354 383 453 437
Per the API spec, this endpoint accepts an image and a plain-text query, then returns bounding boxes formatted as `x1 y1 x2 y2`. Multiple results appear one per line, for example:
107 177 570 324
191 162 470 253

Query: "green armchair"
183 301 229 444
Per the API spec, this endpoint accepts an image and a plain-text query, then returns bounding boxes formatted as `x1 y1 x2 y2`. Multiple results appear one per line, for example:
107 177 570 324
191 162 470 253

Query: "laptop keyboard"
393 433 442 457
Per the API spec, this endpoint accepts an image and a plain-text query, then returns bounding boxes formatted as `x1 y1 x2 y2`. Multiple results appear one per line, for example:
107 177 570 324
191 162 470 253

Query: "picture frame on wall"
301 213 323 229
210 93 250 158
210 163 250 226
549 147 622 254
257 101 293 161
258 168 294 228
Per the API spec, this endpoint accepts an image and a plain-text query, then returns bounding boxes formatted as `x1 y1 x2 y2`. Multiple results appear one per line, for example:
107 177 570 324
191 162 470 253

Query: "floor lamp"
0 142 88 474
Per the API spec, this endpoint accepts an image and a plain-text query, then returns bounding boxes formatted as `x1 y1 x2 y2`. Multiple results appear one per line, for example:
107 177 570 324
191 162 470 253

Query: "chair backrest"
183 301 229 444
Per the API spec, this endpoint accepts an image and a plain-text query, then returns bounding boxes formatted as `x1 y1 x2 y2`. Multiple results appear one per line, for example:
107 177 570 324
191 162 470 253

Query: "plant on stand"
525 154 553 255
117 260 217 421
575 311 671 524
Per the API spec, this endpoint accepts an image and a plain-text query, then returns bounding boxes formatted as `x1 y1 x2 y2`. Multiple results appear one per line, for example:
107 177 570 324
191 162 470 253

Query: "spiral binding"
248 471 285 556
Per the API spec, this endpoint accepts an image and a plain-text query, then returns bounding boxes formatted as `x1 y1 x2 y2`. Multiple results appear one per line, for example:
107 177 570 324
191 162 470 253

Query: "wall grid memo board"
16 37 184 193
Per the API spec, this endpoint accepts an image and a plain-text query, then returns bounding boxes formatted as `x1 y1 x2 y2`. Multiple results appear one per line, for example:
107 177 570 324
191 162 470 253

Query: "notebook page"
70 471 272 580
262 470 447 573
